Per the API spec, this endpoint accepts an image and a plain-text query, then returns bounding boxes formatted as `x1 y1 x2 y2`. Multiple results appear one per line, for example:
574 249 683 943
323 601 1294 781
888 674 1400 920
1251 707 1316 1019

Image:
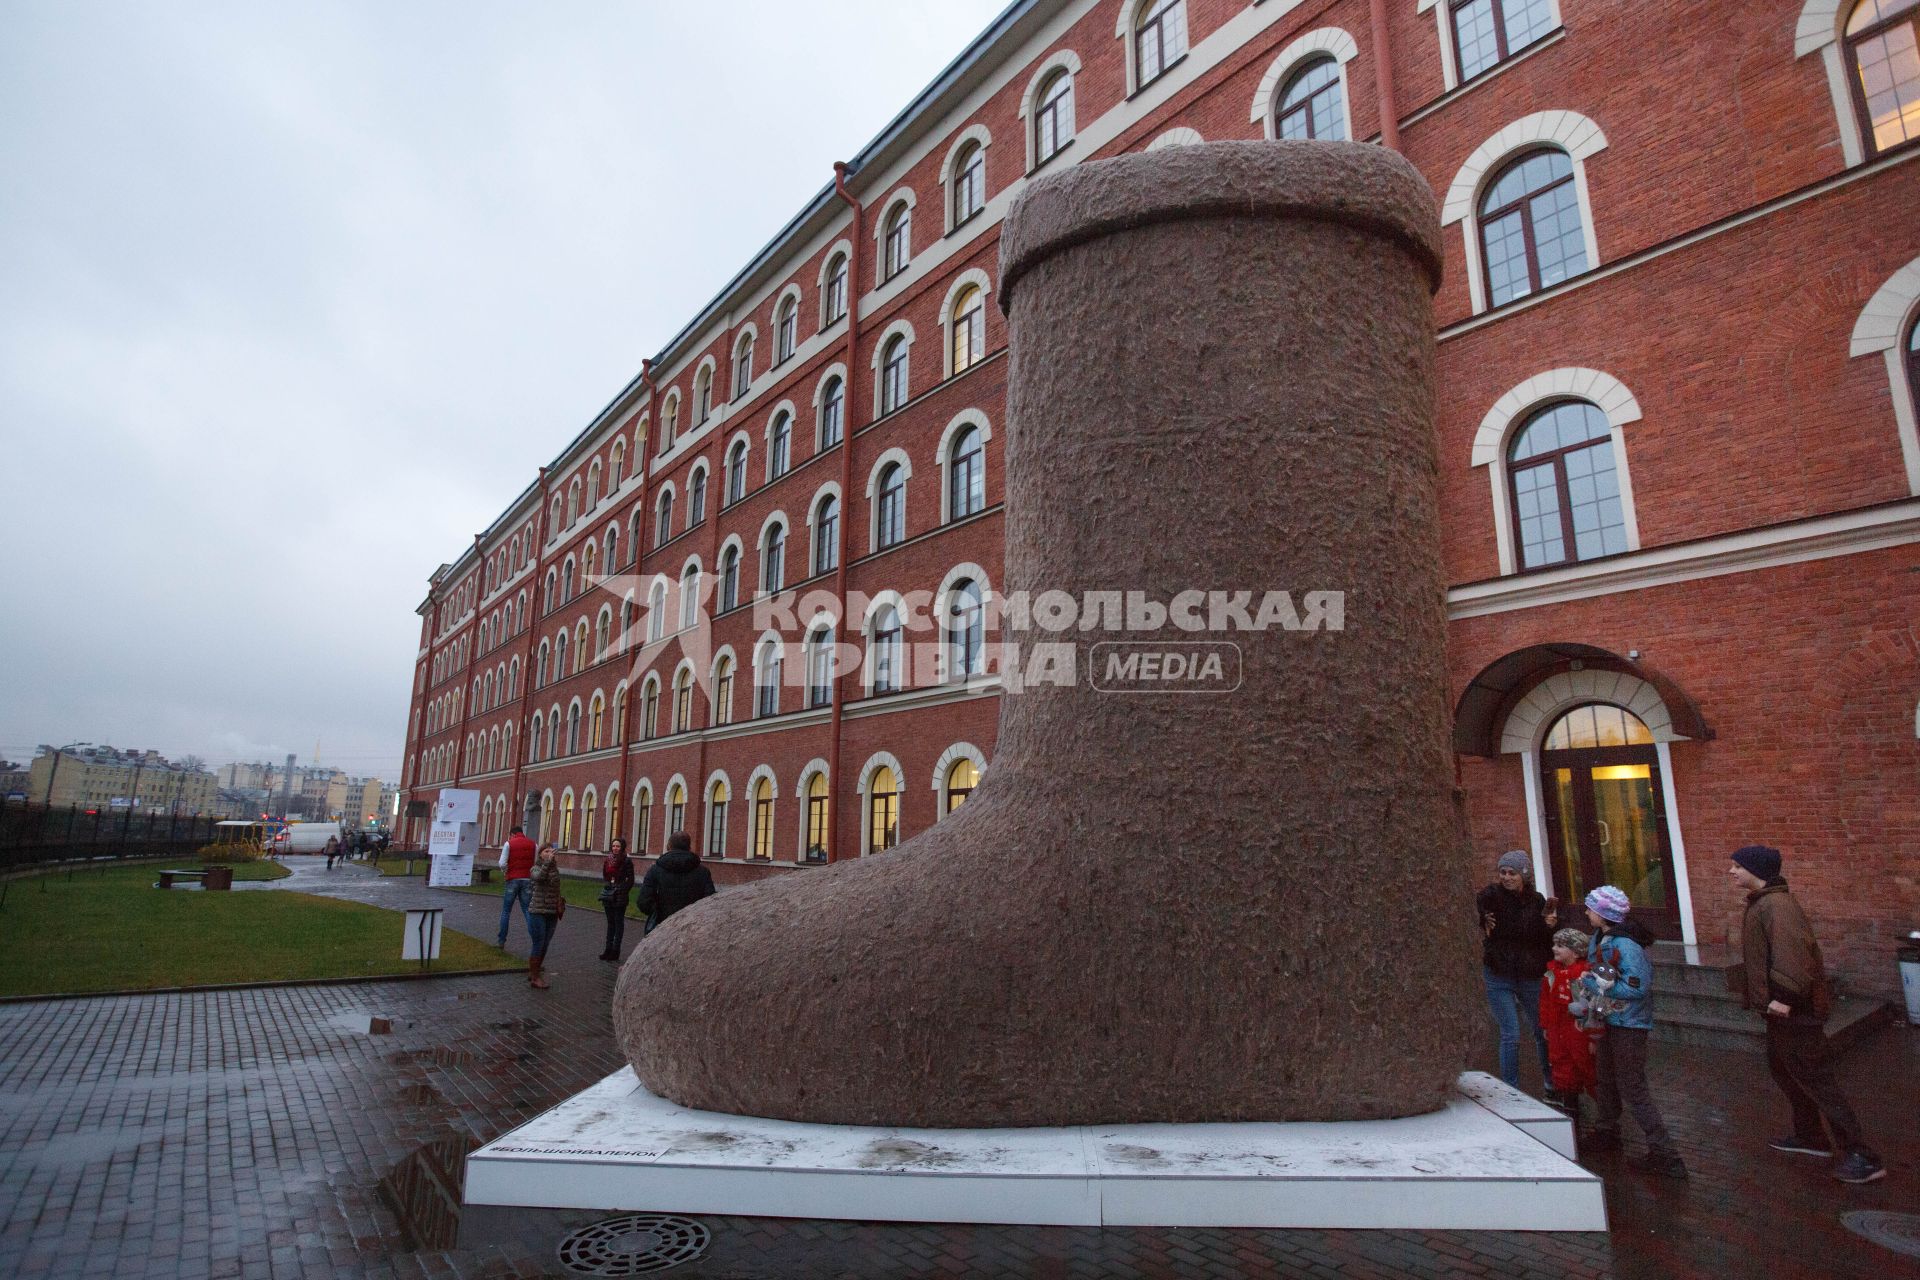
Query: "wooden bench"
156 869 207 889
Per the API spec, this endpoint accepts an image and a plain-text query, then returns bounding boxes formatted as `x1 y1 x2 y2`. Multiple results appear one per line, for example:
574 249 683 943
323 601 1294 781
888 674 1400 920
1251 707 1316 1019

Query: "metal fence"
0 798 221 870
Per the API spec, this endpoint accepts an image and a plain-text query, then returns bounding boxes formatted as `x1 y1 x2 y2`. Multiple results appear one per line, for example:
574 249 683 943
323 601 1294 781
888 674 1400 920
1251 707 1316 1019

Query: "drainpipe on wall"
507 466 554 837
826 161 864 865
1368 0 1402 152
450 533 485 789
626 360 658 855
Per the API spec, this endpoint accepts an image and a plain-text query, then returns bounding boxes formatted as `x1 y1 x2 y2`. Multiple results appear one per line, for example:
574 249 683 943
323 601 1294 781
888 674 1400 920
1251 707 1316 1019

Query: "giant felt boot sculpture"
615 141 1476 1127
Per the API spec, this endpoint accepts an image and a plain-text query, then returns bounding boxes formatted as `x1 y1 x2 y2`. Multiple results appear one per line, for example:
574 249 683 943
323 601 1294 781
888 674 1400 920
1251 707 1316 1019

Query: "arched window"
607 524 621 570
656 490 675 546
583 789 598 850
876 462 906 550
813 495 839 575
726 440 748 504
707 779 730 856
819 376 845 449
807 624 835 708
566 481 580 524
948 425 985 520
880 336 909 414
642 677 660 739
589 694 605 749
574 621 589 674
1507 401 1628 570
733 334 754 399
1135 0 1188 89
673 667 694 733
614 684 628 742
662 393 680 447
751 777 775 860
763 523 787 594
606 787 619 850
946 578 984 680
562 559 576 602
1447 0 1556 84
823 252 849 326
775 294 798 363
647 580 667 642
560 790 576 846
679 566 701 631
882 202 912 279
757 641 782 717
1478 149 1588 308
694 364 714 425
870 605 903 695
610 441 625 488
768 411 792 479
1276 56 1345 140
555 630 570 680
1848 0 1920 154
719 544 741 612
805 771 830 861
632 784 652 852
586 461 602 508
713 656 735 725
688 467 707 527
867 767 899 854
566 702 581 755
594 611 610 662
1035 70 1074 165
950 286 985 374
666 781 685 839
945 759 978 814
951 142 985 226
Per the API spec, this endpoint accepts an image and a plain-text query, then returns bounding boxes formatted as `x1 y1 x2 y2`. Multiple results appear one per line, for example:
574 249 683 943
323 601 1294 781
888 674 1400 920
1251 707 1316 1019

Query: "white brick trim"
1851 254 1920 493
1498 669 1683 754
1146 126 1204 150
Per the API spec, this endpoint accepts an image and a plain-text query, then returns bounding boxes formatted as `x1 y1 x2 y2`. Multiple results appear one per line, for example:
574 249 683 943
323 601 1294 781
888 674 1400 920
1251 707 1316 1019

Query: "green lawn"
376 863 640 915
0 863 519 998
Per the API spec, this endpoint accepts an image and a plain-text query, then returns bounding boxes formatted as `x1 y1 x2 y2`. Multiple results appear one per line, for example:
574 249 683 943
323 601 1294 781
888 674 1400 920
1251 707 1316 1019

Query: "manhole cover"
558 1214 711 1275
1843 1211 1920 1260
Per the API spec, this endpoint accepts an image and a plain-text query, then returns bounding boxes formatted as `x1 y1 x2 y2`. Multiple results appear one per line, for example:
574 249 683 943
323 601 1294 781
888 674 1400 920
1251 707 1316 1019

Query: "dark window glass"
1136 0 1188 87
775 299 796 362
948 426 985 520
881 339 909 413
769 413 791 478
814 497 838 575
1507 401 1628 570
951 287 985 373
707 788 727 857
720 546 739 612
820 377 844 449
824 255 848 325
953 144 984 225
1848 0 1920 154
764 526 786 594
808 628 834 708
1276 57 1345 140
946 578 984 680
757 647 781 717
1449 0 1556 83
1036 71 1074 163
805 775 829 860
689 469 706 526
872 606 901 694
656 492 673 546
1478 149 1588 307
876 464 905 550
883 206 911 278
714 660 733 725
726 442 747 504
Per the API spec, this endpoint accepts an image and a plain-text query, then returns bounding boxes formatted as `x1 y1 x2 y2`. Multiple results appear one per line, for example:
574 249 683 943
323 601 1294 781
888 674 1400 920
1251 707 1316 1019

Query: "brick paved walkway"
0 856 1911 1278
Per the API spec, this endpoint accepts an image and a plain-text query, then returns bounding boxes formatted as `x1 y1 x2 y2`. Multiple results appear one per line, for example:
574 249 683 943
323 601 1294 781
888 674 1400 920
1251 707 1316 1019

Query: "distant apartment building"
29 745 219 814
217 760 395 824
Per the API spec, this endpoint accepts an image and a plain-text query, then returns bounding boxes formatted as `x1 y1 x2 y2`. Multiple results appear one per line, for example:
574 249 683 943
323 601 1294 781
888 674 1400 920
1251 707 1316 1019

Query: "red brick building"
400 0 1920 998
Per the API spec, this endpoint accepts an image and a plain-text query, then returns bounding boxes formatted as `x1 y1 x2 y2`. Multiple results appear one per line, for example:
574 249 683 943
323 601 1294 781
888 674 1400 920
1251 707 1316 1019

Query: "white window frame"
941 125 993 234
1117 0 1190 97
817 240 853 329
871 319 916 417
1418 0 1565 93
1020 51 1082 172
940 269 994 379
877 189 916 281
937 409 994 523
866 447 915 552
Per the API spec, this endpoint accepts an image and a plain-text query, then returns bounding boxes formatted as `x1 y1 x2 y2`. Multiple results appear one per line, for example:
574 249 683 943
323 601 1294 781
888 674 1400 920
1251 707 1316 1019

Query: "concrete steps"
1647 943 1894 1054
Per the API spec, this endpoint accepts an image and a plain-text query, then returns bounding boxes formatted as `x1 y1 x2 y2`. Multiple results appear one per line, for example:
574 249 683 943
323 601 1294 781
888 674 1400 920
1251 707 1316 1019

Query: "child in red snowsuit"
1541 928 1597 1110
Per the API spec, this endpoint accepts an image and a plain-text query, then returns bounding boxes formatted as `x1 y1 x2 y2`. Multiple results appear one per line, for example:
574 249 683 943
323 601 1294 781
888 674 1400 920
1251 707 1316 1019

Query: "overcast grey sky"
0 0 1008 779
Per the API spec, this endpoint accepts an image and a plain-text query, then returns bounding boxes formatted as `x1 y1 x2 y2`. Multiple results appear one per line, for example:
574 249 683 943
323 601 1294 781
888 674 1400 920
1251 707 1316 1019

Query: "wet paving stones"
0 856 1912 1277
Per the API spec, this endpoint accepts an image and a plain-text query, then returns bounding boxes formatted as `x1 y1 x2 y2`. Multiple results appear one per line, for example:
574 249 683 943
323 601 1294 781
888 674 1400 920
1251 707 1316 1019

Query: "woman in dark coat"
600 837 636 961
636 830 716 934
1477 848 1558 1092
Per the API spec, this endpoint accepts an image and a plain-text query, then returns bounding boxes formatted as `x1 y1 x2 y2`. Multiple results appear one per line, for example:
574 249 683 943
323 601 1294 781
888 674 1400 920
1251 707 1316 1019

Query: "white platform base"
464 1070 1604 1231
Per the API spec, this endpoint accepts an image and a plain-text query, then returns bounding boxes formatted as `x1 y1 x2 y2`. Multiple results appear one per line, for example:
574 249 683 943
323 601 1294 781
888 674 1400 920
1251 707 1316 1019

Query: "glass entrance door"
1542 745 1678 938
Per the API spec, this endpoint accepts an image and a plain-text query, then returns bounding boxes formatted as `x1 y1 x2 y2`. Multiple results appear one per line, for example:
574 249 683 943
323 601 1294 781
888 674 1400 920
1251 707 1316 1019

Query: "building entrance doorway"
1539 703 1680 939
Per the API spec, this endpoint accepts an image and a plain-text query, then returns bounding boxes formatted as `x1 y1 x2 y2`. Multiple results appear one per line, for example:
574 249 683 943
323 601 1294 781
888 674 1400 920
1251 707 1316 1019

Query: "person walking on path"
1476 849 1557 1091
496 826 537 948
636 830 715 935
1731 844 1886 1184
600 837 636 962
526 844 563 989
1541 927 1597 1115
1578 886 1687 1179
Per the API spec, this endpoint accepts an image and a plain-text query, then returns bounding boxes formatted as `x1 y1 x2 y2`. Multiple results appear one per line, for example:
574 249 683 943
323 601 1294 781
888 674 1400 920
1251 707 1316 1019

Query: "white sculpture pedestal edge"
463 1069 1605 1232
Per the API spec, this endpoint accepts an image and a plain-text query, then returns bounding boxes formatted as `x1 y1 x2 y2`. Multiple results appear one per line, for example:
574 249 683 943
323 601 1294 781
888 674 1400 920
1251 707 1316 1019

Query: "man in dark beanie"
1731 844 1884 1184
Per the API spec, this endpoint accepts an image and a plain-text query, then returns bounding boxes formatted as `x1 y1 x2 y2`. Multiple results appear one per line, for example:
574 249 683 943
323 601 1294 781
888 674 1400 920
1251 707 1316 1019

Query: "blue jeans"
496 878 532 945
528 912 558 959
1484 968 1552 1090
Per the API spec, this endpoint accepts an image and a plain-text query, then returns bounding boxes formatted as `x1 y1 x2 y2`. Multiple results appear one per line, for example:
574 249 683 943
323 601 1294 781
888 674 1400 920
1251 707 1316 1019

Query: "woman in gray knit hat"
1475 849 1558 1092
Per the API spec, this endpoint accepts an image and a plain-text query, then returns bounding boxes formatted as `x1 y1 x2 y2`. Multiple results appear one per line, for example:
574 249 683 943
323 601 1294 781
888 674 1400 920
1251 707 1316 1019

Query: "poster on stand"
428 821 479 887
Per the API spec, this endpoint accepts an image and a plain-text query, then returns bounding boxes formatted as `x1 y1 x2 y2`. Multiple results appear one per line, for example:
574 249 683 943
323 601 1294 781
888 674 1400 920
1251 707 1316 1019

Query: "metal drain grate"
557 1214 711 1275
1842 1211 1920 1260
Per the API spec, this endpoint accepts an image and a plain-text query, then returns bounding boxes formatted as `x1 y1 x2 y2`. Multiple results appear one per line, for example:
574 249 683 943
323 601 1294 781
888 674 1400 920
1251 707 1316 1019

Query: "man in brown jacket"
1731 845 1884 1184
